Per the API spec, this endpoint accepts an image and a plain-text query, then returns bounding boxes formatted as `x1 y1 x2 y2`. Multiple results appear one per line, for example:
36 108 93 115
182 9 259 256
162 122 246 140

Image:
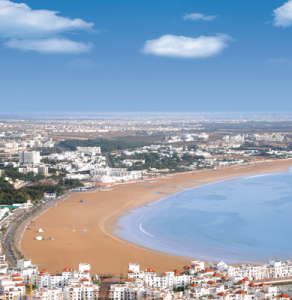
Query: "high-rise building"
38 165 48 175
19 151 40 164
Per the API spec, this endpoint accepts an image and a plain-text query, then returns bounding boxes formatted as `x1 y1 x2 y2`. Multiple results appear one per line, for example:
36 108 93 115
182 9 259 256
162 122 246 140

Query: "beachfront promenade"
4 187 100 265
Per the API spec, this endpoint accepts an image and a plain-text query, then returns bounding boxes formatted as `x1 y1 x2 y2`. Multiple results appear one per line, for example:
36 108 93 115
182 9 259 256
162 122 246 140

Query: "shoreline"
21 160 292 274
103 161 292 262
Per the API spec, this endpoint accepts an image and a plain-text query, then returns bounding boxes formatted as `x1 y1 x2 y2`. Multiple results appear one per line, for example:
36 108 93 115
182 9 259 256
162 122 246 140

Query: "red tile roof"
205 268 214 272
128 270 134 273
217 293 227 296
190 283 199 287
279 294 291 298
63 267 72 272
146 268 156 272
125 279 133 282
236 290 247 294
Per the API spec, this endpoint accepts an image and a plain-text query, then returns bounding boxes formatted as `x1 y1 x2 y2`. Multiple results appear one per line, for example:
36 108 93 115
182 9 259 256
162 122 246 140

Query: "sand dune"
21 160 292 274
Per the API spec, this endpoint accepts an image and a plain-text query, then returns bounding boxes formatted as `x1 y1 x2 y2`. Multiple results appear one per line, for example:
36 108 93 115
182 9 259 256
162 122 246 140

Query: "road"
3 183 101 267
4 222 18 265
99 275 120 300
3 194 69 266
105 153 114 168
3 188 99 266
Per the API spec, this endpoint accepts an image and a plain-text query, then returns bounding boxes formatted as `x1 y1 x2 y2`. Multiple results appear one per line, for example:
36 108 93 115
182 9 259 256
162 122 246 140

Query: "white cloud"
5 38 92 54
273 0 292 27
142 34 233 58
183 13 217 21
0 0 95 53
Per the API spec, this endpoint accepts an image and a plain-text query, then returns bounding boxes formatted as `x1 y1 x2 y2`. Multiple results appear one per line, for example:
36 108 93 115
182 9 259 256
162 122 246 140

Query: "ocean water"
115 170 292 264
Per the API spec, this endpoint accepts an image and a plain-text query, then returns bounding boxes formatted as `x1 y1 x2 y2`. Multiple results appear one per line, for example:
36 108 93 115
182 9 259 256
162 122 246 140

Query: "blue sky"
0 0 292 113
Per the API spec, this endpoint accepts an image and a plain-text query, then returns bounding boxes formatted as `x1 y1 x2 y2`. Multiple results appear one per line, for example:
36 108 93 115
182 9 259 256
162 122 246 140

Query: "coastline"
21 160 292 274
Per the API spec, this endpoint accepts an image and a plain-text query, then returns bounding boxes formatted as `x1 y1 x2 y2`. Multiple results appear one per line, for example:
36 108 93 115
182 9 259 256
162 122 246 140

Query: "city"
1 0 292 298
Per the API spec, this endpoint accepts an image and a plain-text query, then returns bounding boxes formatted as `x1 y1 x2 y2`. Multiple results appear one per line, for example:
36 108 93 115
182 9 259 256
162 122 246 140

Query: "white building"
31 263 93 289
66 174 90 180
76 147 101 155
18 167 39 175
127 264 192 290
19 151 40 164
63 278 99 300
90 168 142 182
32 287 63 300
38 165 49 175
121 159 145 167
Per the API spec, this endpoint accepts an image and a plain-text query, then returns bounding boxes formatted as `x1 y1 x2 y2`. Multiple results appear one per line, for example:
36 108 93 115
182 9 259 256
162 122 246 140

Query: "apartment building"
19 151 40 164
63 278 99 300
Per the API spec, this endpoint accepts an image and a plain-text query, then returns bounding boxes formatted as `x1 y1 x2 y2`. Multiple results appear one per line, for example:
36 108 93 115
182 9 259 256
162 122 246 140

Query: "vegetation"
174 286 185 292
59 178 84 189
3 169 45 182
0 176 65 205
114 152 181 171
114 152 205 172
41 158 57 165
60 138 151 152
181 153 205 164
23 184 65 199
0 177 28 204
33 147 62 156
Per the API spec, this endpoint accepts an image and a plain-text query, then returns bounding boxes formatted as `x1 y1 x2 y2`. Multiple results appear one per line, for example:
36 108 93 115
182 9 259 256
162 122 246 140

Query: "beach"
21 160 292 274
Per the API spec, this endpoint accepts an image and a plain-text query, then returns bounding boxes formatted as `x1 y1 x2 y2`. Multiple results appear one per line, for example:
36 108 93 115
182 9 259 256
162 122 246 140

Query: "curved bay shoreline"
21 160 292 274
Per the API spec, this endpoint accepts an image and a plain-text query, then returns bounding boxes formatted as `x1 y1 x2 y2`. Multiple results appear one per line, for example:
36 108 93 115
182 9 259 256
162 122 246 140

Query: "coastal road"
4 194 70 265
100 275 120 300
4 222 18 265
5 188 99 266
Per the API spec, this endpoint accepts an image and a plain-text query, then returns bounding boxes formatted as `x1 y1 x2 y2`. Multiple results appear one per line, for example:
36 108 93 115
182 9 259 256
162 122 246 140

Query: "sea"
115 170 292 264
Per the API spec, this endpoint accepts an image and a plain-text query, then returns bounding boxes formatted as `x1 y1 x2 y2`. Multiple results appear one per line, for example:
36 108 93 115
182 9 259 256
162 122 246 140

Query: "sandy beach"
21 160 292 274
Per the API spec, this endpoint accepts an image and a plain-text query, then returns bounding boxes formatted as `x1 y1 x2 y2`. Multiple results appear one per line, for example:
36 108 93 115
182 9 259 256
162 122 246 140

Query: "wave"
243 173 274 179
139 222 154 238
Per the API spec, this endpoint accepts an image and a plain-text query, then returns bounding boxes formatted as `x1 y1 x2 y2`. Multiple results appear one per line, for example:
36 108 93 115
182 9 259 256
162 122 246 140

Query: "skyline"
1 0 292 112
2 111 292 118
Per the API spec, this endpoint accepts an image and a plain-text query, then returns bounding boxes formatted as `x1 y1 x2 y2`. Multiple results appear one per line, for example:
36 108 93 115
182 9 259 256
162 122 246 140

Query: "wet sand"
21 160 292 274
